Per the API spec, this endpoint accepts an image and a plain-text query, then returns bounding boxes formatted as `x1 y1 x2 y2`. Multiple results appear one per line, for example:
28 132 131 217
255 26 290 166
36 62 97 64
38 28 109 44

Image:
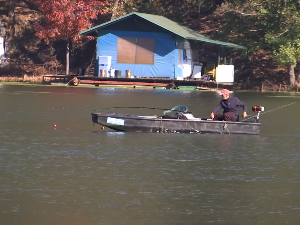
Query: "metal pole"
217 47 220 66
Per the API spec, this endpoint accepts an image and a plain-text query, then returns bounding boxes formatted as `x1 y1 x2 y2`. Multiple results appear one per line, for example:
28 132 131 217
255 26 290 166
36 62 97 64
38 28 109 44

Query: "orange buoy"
72 77 79 86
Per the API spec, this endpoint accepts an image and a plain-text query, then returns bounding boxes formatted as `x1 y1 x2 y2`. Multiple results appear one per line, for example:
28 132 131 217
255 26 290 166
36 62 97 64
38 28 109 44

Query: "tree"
264 1 300 86
32 0 107 74
216 0 300 86
110 0 120 20
6 0 16 32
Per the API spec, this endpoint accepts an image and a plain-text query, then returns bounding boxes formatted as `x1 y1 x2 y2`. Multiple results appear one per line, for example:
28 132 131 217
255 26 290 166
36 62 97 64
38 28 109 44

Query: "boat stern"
91 113 99 124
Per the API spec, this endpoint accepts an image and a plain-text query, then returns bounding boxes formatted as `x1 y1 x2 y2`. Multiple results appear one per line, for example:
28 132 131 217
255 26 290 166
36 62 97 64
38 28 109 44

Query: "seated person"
210 89 247 121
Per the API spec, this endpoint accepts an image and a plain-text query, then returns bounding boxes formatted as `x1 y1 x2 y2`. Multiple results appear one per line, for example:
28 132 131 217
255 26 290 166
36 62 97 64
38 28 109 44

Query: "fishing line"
241 102 296 121
259 102 296 115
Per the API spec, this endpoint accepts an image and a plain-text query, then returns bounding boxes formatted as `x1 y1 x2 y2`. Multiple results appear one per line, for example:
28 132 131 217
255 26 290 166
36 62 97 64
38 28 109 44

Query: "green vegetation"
217 0 300 87
0 0 300 90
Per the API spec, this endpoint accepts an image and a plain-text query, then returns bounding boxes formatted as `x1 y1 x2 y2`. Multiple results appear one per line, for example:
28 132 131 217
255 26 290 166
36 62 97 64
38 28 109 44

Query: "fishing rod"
101 106 171 111
51 106 183 113
51 107 99 111
102 106 193 114
54 106 171 111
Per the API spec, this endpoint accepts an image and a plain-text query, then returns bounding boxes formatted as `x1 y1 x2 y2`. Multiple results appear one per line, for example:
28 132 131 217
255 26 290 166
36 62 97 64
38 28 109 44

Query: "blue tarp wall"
96 30 183 79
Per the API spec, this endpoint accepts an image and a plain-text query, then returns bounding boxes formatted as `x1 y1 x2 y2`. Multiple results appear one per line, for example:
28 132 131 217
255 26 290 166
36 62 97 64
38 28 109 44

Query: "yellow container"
126 70 131 78
100 69 106 78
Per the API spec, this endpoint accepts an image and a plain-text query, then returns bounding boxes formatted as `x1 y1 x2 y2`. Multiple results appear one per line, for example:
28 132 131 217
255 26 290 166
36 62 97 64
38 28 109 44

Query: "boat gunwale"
91 112 261 125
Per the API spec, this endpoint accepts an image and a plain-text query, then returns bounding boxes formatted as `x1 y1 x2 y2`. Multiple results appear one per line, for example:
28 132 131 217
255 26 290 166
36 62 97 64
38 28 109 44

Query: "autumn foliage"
32 0 107 43
31 0 107 74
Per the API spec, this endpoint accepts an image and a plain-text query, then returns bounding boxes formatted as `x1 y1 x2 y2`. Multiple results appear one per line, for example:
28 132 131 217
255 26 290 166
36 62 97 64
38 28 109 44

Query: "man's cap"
219 89 230 95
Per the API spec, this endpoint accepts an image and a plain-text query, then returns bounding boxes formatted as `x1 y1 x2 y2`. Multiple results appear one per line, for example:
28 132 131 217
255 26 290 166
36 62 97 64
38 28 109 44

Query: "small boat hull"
91 113 261 135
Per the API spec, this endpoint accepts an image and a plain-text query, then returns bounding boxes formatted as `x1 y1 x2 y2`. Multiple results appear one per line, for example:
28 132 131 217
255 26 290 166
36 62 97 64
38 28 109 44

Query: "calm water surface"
0 84 300 225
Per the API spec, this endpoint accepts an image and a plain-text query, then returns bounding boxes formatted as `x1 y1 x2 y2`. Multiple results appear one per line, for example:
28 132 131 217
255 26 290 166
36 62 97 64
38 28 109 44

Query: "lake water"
0 84 300 225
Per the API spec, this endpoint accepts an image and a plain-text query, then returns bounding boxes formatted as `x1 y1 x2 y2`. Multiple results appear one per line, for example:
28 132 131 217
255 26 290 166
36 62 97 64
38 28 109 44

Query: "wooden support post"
261 83 264 92
279 84 281 92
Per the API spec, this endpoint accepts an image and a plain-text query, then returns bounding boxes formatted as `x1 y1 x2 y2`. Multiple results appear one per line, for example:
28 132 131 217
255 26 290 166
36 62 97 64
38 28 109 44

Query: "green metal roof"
80 12 247 50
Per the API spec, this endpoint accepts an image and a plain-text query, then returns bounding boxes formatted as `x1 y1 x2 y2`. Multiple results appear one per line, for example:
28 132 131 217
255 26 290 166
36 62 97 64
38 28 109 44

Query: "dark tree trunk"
5 0 16 55
6 0 16 34
111 0 119 20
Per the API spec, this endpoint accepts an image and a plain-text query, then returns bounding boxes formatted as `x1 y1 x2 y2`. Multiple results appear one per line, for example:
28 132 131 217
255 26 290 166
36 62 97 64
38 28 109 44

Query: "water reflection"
0 85 300 225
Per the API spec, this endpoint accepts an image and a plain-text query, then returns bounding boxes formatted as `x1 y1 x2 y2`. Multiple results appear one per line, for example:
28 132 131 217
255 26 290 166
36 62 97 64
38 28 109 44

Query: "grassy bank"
0 75 43 83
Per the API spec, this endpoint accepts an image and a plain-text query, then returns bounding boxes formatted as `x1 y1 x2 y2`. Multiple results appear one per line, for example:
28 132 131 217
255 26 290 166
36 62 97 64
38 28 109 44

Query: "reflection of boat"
196 86 214 90
91 105 263 135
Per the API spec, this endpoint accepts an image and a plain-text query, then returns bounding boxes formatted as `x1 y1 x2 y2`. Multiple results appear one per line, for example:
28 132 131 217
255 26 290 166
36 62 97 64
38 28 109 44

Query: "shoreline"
0 75 299 93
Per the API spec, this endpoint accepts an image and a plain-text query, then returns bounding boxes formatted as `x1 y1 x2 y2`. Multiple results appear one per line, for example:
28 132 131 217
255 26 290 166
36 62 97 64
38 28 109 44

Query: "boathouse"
79 12 246 82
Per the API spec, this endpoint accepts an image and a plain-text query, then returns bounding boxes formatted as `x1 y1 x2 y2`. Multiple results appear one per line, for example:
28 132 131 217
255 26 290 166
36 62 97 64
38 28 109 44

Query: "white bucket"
109 68 115 78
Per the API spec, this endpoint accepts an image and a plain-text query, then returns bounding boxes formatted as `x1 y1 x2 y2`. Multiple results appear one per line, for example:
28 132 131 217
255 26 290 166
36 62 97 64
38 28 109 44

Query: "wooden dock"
42 74 233 90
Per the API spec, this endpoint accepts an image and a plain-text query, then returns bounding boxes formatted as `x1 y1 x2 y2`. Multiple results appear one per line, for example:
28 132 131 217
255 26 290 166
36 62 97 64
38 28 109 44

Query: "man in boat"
210 89 247 121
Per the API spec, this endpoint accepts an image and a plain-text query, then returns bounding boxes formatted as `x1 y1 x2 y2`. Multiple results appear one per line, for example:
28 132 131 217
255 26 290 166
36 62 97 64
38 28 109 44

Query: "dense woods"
1 0 300 89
